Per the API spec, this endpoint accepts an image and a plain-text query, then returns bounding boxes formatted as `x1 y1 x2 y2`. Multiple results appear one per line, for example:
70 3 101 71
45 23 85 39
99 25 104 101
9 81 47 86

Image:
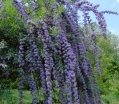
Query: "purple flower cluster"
26 74 38 104
91 33 101 76
74 0 114 38
18 39 25 104
12 0 118 104
39 21 56 104
22 33 39 104
13 0 29 20
54 16 80 103
101 10 118 15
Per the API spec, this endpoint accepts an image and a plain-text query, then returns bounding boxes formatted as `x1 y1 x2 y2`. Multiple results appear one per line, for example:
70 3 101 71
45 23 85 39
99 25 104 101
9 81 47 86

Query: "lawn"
0 89 119 104
0 89 44 104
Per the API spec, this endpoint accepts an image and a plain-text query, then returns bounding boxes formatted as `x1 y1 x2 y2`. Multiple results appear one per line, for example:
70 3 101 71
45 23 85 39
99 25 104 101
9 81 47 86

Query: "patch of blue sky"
78 0 119 36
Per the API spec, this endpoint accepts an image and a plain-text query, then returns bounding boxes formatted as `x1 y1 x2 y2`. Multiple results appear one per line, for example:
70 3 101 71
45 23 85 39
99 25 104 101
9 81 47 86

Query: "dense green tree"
97 34 119 104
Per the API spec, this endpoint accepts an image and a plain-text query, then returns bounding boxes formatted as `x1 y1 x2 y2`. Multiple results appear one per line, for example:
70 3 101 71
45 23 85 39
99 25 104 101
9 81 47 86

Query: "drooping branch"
11 0 118 104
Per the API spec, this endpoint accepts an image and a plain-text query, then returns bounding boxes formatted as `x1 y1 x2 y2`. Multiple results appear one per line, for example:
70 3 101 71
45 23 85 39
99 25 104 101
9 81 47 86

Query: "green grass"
1 89 119 104
0 89 44 104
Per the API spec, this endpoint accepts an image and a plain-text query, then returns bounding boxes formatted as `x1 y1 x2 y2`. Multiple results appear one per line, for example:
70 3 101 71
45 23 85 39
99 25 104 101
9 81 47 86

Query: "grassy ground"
0 89 119 104
0 89 44 104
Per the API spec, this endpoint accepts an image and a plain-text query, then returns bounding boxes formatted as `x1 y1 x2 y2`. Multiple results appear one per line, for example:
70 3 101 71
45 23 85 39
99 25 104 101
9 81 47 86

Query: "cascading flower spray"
11 0 119 103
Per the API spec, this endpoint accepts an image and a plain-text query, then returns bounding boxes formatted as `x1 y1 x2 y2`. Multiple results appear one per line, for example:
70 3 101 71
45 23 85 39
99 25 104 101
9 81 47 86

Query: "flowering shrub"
0 0 118 104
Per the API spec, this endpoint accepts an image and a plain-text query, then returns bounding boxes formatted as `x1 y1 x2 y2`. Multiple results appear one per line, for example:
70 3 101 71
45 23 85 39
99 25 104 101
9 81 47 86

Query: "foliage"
96 34 119 103
0 0 25 38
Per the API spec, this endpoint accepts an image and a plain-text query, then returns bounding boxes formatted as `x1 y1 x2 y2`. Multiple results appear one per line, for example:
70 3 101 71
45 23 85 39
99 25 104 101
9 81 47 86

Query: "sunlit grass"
1 89 119 104
0 89 44 104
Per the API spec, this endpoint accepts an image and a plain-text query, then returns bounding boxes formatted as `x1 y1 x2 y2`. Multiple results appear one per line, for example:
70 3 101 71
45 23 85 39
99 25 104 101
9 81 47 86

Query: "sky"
79 0 119 36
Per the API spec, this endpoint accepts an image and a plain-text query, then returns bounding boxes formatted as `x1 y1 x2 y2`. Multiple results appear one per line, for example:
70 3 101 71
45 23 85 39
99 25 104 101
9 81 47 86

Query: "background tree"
97 33 119 104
